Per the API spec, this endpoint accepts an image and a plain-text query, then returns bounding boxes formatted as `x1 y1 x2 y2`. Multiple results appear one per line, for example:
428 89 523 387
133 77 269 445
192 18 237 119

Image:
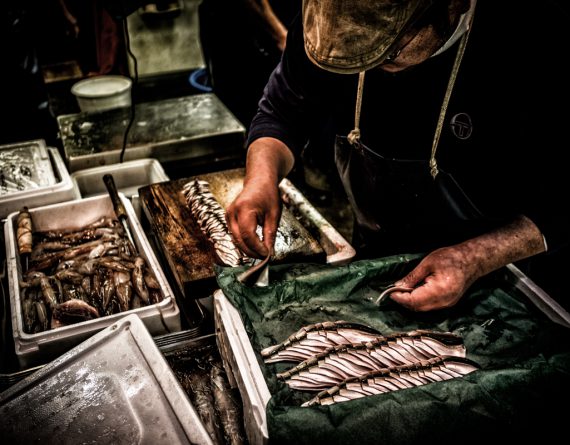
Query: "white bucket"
71 75 133 112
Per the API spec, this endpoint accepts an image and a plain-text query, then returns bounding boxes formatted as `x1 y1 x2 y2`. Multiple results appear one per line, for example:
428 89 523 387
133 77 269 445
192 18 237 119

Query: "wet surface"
0 316 208 444
0 141 55 196
57 93 246 171
291 164 354 246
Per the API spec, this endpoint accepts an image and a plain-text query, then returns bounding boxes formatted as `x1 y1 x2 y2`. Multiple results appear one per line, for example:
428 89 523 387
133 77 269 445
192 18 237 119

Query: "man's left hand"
389 245 481 311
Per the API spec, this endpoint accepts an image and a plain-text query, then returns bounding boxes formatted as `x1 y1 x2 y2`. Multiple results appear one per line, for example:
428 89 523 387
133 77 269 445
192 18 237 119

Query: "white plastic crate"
5 193 181 368
0 140 80 220
0 314 212 444
71 158 169 199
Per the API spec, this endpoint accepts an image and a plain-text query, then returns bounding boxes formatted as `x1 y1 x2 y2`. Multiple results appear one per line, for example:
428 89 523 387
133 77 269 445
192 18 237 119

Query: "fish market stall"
0 158 357 444
1 137 568 445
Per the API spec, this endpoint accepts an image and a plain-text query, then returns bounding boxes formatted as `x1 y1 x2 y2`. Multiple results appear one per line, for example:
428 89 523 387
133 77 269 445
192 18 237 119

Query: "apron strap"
347 6 476 177
430 7 476 179
348 71 366 145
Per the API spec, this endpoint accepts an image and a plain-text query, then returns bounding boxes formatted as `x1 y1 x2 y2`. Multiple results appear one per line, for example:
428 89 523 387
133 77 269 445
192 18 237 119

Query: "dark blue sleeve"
246 15 334 156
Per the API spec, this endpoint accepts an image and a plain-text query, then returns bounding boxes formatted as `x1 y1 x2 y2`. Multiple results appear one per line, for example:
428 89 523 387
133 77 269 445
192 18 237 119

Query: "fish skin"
210 362 245 445
186 367 225 445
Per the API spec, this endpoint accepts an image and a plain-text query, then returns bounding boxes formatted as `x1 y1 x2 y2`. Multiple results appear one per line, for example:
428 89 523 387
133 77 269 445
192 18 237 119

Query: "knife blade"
103 174 137 254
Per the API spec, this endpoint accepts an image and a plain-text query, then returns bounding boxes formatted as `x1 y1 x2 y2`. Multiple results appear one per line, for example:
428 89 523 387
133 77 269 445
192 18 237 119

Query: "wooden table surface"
139 168 324 299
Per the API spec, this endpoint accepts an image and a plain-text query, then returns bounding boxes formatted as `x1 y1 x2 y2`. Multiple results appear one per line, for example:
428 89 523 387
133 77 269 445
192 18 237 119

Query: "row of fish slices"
301 356 479 407
261 320 478 406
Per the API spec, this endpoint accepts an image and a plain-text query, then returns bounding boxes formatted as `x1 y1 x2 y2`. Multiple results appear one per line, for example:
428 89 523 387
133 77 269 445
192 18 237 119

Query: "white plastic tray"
71 158 169 199
5 194 181 369
0 141 80 220
214 289 271 445
0 313 213 444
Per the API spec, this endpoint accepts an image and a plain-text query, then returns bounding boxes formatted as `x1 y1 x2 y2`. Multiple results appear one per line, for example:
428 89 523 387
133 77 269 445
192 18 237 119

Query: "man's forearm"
458 215 546 279
244 137 295 188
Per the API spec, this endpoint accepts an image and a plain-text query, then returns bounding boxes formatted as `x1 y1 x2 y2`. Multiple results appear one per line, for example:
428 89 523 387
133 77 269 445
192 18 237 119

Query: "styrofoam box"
5 193 181 369
71 158 169 199
0 141 80 220
214 289 271 445
0 314 213 445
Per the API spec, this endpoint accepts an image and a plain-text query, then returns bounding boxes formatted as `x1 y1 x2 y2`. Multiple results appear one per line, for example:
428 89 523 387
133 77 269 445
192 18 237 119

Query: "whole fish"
52 298 99 325
114 271 132 312
210 361 245 445
35 300 49 331
185 367 225 445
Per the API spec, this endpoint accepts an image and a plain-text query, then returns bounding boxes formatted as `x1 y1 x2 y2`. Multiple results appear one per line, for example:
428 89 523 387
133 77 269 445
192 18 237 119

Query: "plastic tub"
71 75 132 112
71 158 169 199
0 314 212 444
5 194 181 369
0 140 80 220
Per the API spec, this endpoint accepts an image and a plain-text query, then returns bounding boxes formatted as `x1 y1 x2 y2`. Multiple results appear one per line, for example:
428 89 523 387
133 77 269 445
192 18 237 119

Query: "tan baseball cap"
302 0 439 74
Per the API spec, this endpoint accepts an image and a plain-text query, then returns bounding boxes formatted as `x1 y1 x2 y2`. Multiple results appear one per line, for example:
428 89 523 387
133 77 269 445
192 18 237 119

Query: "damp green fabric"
215 254 570 444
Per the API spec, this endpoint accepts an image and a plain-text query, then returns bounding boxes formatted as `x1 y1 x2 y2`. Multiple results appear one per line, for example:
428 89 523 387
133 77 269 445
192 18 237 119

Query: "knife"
103 174 137 254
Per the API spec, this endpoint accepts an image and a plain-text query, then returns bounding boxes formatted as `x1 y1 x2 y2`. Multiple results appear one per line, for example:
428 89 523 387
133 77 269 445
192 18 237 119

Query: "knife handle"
103 174 127 220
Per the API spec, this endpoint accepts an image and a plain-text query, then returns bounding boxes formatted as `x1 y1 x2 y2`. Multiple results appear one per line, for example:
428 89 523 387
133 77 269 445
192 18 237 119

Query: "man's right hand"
226 178 282 259
225 137 296 259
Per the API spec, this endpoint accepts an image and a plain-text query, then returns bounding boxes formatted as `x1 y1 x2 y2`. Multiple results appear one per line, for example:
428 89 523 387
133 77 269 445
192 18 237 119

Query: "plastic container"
5 194 181 369
214 290 271 445
71 75 132 112
0 140 80 220
71 158 169 199
0 314 213 444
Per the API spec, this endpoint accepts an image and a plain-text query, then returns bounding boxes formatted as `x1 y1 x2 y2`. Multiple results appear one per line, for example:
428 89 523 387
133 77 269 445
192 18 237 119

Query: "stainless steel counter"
57 93 246 172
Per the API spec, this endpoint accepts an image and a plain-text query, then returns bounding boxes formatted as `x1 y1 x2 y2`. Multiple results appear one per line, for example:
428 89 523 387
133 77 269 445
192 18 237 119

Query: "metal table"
57 93 246 172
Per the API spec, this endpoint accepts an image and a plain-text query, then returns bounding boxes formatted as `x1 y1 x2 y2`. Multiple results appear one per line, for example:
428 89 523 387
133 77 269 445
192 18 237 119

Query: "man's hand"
390 245 480 311
226 179 281 259
226 137 295 259
389 215 546 311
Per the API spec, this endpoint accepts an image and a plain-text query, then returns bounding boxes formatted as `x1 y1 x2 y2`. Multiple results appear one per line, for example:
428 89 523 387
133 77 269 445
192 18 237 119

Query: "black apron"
332 10 505 257
334 135 501 257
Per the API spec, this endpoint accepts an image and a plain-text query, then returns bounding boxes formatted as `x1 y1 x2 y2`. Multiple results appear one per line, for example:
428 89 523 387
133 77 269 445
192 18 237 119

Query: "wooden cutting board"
139 168 325 299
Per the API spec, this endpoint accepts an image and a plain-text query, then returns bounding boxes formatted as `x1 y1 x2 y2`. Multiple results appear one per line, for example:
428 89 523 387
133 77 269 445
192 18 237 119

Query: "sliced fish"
301 356 480 407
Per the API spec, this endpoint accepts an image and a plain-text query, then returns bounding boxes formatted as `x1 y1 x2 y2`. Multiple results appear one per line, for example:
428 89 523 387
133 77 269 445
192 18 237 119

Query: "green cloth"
216 254 570 444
